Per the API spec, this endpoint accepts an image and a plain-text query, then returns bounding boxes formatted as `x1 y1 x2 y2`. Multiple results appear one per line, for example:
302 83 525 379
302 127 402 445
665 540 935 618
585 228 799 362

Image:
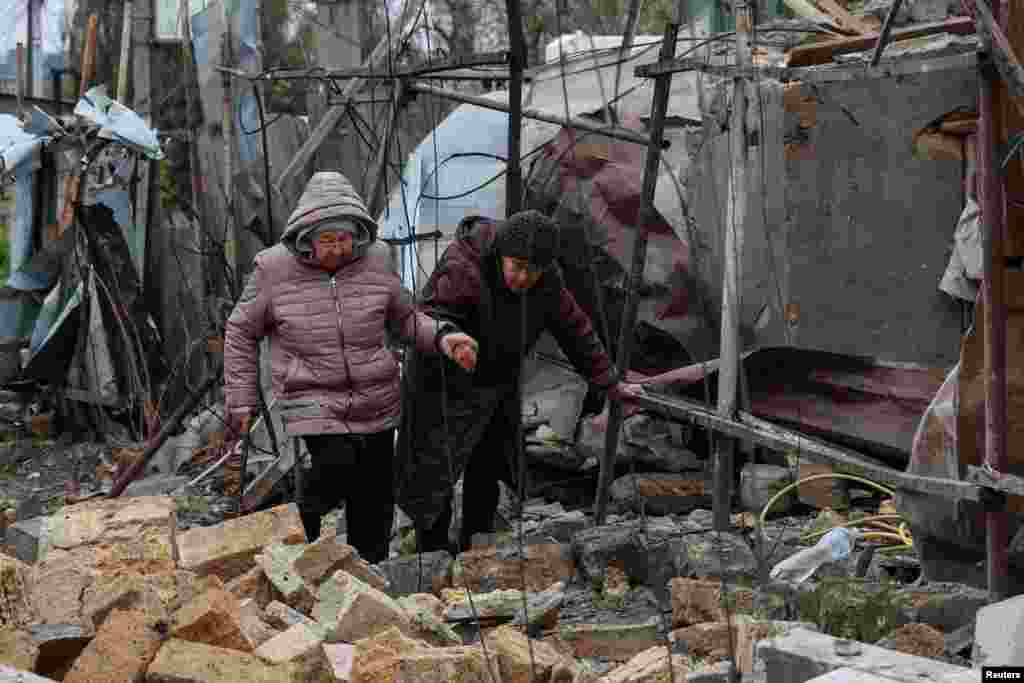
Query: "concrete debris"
757 627 972 682
740 464 795 514
610 473 712 516
598 645 690 683
875 623 946 660
559 619 661 661
376 550 453 598
973 593 1024 667
311 570 410 643
453 542 574 593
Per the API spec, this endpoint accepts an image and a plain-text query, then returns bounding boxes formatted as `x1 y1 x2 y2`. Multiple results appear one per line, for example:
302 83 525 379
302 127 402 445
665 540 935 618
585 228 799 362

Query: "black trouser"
418 397 517 554
301 429 395 564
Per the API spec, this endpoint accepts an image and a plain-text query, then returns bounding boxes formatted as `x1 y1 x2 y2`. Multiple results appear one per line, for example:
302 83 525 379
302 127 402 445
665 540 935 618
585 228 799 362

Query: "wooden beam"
593 22 679 527
633 391 984 502
784 16 975 67
406 82 663 148
973 0 1024 123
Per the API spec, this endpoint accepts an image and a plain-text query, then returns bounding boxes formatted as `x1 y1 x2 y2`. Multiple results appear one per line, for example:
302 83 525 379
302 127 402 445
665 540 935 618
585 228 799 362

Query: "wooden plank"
633 391 984 502
784 16 975 67
974 0 1024 123
815 0 874 35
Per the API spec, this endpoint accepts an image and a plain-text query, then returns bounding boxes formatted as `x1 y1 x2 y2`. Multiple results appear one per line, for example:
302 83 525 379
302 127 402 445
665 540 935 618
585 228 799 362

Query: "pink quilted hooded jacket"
224 172 441 435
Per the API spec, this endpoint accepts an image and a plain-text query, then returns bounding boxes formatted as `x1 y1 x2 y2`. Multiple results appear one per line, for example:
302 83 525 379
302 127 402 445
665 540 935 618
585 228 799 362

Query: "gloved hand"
440 332 479 372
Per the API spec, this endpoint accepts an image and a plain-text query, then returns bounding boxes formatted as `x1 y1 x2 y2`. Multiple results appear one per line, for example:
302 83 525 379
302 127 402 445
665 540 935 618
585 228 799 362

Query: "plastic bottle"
769 527 858 584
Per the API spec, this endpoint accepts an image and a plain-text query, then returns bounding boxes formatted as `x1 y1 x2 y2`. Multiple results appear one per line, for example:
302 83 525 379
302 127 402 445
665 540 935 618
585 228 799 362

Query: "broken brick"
239 599 282 648
171 585 254 652
256 543 316 613
670 578 754 628
600 645 689 683
264 600 319 632
63 609 162 683
323 642 355 682
484 624 579 683
254 623 328 681
226 566 274 609
312 570 409 644
559 621 661 661
176 504 306 582
454 543 574 593
670 622 734 661
145 638 298 683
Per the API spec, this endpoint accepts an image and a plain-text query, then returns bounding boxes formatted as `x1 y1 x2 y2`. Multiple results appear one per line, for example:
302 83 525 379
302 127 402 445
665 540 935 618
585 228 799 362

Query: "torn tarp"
74 86 163 160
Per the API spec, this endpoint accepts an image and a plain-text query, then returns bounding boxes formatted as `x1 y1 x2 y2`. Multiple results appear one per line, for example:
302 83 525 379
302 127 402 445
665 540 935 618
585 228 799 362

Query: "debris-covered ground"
0 403 999 682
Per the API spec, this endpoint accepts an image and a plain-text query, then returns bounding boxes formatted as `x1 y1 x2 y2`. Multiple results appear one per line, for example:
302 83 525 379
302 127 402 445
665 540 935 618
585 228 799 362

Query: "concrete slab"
756 628 971 683
973 594 1024 667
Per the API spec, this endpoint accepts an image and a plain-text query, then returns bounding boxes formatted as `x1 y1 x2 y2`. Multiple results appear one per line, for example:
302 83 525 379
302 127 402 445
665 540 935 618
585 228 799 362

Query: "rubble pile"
0 484 1003 682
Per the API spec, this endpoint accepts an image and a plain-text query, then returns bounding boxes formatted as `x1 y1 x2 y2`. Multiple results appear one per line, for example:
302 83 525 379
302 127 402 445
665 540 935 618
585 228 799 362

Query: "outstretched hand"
440 332 479 372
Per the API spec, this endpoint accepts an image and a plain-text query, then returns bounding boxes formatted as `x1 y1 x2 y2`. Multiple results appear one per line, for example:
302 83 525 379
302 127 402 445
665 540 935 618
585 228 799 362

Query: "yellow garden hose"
758 472 897 528
759 472 914 552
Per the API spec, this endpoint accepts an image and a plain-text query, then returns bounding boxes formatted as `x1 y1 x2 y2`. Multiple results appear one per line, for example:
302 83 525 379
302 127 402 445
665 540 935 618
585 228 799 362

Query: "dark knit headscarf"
494 210 560 270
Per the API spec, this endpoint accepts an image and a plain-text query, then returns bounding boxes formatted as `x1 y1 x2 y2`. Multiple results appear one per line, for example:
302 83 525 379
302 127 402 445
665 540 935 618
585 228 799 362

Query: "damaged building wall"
686 66 975 366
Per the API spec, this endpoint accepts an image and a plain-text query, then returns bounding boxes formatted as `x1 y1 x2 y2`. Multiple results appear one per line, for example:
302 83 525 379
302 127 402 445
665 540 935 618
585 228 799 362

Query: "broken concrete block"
63 609 162 683
670 579 754 628
732 619 816 674
454 543 574 593
559 620 661 661
0 664 58 682
896 582 988 633
123 474 190 497
973 593 1024 667
239 599 282 648
4 517 47 565
176 503 306 582
670 622 733 661
394 646 491 682
29 562 92 626
28 623 94 680
397 595 460 646
226 565 274 609
740 464 794 514
349 627 423 682
171 585 254 652
682 532 760 581
376 551 452 597
610 473 712 516
571 517 681 585
145 638 298 683
80 573 171 628
293 537 389 592
254 623 328 681
256 543 316 613
757 627 972 682
484 624 578 683
599 645 689 683
264 600 320 632
533 511 587 544
0 627 38 671
323 642 355 682
293 537 355 587
312 570 409 643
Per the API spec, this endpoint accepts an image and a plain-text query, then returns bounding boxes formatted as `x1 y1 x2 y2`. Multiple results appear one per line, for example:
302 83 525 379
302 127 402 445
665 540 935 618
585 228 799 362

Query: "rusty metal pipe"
979 50 1009 601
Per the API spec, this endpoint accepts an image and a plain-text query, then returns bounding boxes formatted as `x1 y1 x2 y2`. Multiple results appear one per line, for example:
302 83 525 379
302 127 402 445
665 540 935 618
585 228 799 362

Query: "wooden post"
221 0 237 283
593 22 679 526
978 0 1011 602
505 0 526 216
367 81 404 218
117 1 134 102
713 0 753 532
611 0 643 122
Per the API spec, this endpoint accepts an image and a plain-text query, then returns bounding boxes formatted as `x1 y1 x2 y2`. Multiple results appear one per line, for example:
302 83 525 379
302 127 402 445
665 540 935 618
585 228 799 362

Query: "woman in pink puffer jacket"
224 172 475 562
